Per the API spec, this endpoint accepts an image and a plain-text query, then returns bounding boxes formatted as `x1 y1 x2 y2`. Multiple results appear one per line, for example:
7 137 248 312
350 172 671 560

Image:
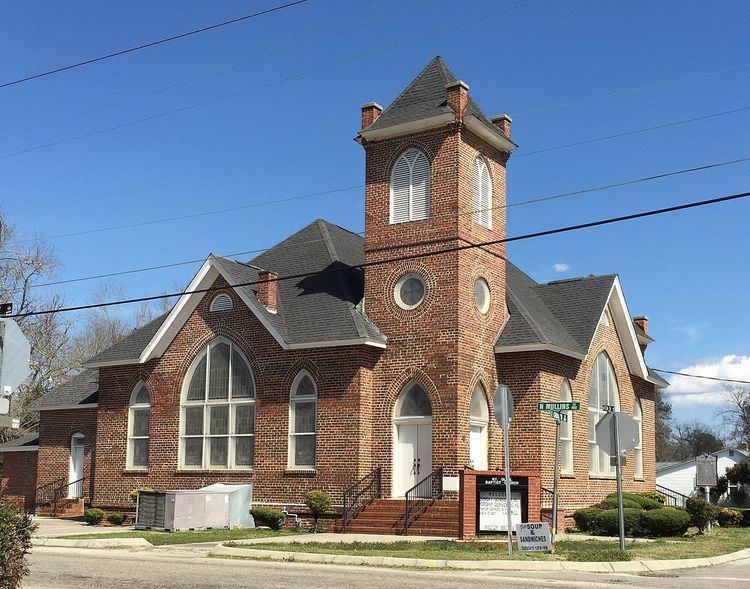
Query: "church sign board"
475 475 528 534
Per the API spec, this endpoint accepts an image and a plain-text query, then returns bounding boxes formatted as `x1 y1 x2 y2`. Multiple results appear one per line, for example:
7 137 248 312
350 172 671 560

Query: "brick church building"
1 57 668 532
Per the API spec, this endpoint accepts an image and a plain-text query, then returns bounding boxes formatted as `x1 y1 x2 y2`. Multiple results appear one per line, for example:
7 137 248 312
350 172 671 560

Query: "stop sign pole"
605 404 626 552
494 384 514 556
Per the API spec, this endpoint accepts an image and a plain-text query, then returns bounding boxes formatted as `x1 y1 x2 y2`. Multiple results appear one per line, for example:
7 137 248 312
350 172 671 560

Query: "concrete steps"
337 499 458 537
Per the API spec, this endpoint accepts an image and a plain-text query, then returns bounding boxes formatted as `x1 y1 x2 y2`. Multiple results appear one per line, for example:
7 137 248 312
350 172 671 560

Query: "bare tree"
718 385 750 447
671 420 725 461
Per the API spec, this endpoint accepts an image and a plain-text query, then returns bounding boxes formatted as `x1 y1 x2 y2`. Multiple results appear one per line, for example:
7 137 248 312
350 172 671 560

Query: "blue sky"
1 0 749 427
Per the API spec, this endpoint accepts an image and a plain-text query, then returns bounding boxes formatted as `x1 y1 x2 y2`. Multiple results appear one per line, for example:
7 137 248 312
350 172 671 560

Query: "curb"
33 538 153 549
208 545 750 573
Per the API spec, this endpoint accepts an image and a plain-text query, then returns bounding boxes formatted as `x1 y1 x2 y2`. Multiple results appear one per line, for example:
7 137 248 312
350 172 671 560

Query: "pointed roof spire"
359 56 516 151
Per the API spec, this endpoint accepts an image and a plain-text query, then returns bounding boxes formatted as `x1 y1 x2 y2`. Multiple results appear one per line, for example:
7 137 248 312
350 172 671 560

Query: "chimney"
257 270 278 313
633 316 649 335
445 80 470 121
360 102 383 130
492 114 512 137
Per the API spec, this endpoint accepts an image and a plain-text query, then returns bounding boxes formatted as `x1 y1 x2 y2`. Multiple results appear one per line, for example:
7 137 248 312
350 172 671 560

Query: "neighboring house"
657 447 749 498
3 57 668 528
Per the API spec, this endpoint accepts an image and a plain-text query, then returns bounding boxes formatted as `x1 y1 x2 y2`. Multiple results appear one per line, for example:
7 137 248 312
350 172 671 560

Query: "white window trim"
588 353 620 477
288 370 317 470
634 397 643 479
389 148 430 224
472 157 493 229
469 385 489 470
126 383 151 471
209 293 233 312
394 273 426 310
559 379 574 475
178 338 255 471
474 277 491 315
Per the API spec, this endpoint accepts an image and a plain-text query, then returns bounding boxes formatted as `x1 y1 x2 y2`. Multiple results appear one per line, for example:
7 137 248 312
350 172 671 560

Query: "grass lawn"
59 528 291 546
235 528 750 562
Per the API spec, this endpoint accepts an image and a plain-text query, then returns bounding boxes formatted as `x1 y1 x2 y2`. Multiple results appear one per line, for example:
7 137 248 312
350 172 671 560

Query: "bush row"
573 505 690 537
83 508 126 526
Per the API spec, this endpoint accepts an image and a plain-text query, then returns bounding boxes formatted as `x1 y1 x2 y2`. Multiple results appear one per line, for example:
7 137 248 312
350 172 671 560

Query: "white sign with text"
517 522 552 551
478 490 522 532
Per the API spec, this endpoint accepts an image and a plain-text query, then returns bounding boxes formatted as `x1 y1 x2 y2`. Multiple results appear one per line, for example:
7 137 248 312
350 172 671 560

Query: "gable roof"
85 220 386 368
497 262 664 386
359 56 516 152
0 432 39 453
656 447 749 475
26 369 99 411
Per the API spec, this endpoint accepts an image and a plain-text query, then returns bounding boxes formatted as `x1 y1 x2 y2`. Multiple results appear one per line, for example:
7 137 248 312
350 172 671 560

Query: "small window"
634 398 643 478
390 149 430 223
474 278 490 314
394 273 425 310
588 353 620 476
472 157 492 228
210 294 233 312
127 384 151 470
289 371 317 469
559 379 573 475
397 383 432 417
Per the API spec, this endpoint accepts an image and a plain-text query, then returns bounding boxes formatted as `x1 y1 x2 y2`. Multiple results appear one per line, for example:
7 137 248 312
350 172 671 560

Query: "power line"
9 188 750 319
0 1 536 162
0 1 309 90
655 369 750 386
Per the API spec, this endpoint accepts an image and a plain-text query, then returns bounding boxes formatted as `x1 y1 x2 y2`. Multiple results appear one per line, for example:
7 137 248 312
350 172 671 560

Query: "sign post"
696 453 718 532
611 407 626 552
494 384 514 555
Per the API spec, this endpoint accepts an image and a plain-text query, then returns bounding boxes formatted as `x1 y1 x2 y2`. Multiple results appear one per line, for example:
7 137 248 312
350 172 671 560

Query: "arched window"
210 293 233 312
634 398 643 478
289 371 317 469
588 353 620 475
390 148 430 224
472 157 492 228
559 379 573 474
180 339 255 470
469 385 489 470
127 383 151 470
396 383 432 417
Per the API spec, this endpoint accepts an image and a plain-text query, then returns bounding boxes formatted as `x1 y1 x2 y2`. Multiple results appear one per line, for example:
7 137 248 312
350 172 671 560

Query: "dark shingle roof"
364 56 511 144
498 263 616 357
26 369 99 411
86 314 168 366
0 433 39 452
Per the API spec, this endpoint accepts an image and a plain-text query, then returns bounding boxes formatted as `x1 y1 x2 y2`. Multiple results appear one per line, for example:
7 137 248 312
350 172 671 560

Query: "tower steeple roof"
360 56 515 150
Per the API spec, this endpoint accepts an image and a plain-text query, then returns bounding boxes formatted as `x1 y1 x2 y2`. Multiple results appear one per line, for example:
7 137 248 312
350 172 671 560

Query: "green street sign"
549 410 568 422
537 402 580 411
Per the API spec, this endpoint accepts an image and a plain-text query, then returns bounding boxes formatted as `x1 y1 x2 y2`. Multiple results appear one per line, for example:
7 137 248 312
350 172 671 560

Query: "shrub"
106 513 126 526
636 490 666 504
639 508 691 537
304 490 332 532
84 508 105 526
250 507 285 531
742 509 750 527
686 496 715 533
593 508 642 536
717 508 743 528
726 457 750 486
600 496 642 510
0 500 37 589
606 492 661 510
572 508 602 532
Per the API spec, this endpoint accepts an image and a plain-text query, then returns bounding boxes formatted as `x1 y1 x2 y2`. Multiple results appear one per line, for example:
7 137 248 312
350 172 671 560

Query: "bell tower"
357 57 517 491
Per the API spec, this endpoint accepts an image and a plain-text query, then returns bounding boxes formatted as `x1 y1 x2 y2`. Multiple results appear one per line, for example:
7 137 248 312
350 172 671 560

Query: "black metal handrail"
341 467 382 532
404 467 443 535
656 484 689 507
540 486 554 510
34 477 65 508
54 477 86 503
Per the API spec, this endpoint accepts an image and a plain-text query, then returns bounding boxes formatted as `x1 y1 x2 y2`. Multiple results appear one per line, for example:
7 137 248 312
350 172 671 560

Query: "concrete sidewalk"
33 516 135 538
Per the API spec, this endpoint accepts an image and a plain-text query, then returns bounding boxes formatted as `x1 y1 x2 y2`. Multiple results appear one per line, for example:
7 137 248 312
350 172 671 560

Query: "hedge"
593 508 643 536
600 496 642 510
639 508 691 537
717 508 743 528
572 508 602 532
606 492 662 510
250 507 285 530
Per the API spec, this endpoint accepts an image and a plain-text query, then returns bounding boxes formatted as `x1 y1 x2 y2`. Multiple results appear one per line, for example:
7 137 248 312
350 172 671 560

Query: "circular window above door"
394 273 426 310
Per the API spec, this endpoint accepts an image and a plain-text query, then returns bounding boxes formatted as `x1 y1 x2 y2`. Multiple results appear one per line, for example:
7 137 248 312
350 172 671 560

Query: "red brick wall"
37 408 98 502
93 278 380 510
1 451 38 512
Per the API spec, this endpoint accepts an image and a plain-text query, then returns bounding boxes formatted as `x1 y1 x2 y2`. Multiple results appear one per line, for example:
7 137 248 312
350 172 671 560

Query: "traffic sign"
494 385 514 428
549 410 568 422
537 402 580 411
0 319 31 415
595 412 639 457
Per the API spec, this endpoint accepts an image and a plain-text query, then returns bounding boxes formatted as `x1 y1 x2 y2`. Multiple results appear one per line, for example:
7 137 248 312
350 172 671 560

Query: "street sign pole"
551 418 560 549
502 391 513 556
612 409 626 552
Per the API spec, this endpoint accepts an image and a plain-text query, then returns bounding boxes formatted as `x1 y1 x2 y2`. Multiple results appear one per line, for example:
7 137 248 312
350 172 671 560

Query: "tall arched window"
127 383 151 470
634 398 643 479
390 148 430 224
289 371 317 469
559 380 573 474
180 339 255 470
588 352 620 476
469 385 489 470
472 157 492 228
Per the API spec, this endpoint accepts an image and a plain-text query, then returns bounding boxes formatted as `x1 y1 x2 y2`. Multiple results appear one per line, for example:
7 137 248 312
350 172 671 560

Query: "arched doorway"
392 383 432 497
68 433 85 499
469 385 489 470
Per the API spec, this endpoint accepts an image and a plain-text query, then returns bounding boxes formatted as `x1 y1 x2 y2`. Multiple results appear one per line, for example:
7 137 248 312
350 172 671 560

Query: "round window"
394 274 426 310
474 278 490 314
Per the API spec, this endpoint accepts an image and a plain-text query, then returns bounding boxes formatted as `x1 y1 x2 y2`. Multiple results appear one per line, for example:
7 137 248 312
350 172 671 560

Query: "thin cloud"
552 263 570 272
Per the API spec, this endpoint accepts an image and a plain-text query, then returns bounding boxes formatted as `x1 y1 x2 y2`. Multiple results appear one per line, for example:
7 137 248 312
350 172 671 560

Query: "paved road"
26 547 750 589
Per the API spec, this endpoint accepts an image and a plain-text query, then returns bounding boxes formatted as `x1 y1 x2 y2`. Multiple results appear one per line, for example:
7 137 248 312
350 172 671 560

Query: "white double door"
394 422 432 497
